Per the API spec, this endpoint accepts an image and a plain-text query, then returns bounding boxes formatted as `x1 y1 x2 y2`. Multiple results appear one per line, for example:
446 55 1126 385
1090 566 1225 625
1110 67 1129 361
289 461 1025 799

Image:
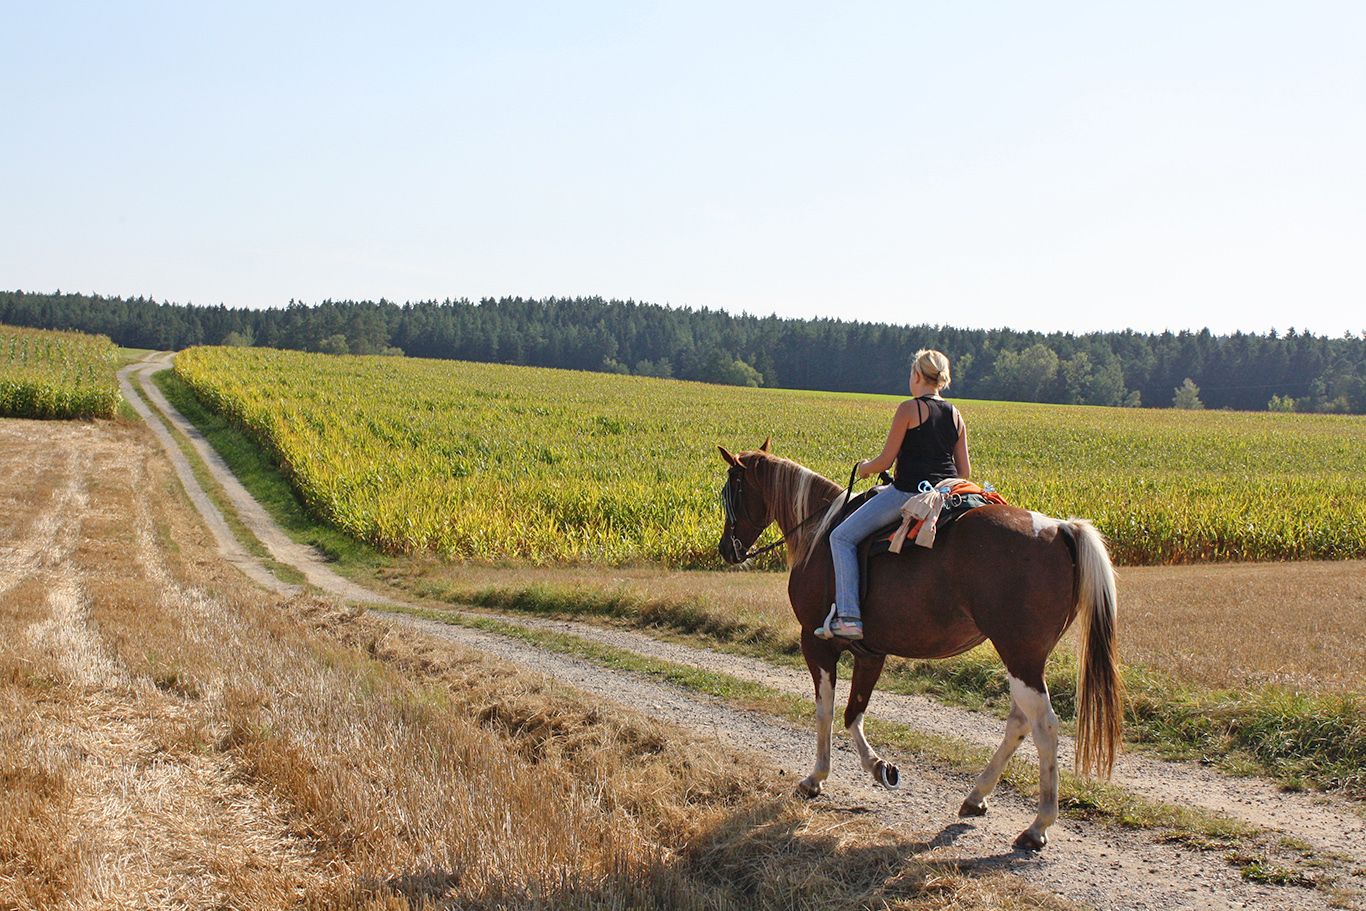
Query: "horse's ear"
759 437 771 452
718 445 740 466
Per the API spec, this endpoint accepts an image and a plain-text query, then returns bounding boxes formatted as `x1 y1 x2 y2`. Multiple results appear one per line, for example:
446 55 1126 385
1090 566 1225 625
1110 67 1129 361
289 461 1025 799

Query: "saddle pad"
864 492 997 557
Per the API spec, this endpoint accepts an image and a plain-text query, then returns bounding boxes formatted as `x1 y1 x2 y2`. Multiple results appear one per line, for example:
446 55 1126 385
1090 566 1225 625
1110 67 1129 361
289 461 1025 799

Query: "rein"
721 461 864 563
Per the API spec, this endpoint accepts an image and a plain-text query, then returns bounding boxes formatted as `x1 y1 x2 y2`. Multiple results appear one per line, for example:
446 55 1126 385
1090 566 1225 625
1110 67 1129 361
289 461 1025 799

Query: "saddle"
829 481 1008 602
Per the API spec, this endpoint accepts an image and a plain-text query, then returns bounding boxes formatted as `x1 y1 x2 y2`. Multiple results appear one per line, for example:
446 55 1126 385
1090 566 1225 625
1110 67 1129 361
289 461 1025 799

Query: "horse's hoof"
1013 829 1047 852
796 778 822 799
875 760 900 789
958 799 987 818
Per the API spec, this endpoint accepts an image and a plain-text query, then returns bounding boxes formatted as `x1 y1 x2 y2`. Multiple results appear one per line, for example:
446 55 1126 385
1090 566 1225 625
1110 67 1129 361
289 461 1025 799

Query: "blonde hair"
912 349 952 390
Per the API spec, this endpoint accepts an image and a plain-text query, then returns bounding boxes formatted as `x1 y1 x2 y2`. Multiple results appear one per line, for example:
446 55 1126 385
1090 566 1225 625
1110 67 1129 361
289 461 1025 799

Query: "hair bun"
912 349 952 390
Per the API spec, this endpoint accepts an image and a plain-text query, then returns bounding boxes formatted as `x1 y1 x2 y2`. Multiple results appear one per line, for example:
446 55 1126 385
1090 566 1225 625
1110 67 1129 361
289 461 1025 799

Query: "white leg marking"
815 668 835 777
847 711 878 772
802 667 836 794
1010 674 1060 845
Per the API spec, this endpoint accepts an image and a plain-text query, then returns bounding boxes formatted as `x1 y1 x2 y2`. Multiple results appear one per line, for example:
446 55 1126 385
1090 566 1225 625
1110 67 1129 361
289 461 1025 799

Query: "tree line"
4 289 1365 413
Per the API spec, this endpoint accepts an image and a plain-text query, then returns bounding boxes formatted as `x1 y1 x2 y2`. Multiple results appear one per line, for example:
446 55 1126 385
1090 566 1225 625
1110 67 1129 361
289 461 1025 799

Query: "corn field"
0 324 122 420
175 346 1366 567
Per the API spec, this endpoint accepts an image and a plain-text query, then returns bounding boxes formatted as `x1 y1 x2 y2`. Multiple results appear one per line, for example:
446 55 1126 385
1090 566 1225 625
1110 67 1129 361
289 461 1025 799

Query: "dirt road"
5 356 1364 909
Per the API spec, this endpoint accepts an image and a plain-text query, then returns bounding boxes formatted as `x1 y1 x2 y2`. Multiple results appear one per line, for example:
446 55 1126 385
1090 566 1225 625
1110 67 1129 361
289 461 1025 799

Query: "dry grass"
0 657 81 908
387 557 795 641
390 552 1366 696
1116 561 1366 693
1 420 314 909
0 417 1072 910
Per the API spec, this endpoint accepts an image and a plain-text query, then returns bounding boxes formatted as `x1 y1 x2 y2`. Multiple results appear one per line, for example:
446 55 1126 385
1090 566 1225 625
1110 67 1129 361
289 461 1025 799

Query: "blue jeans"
829 485 914 620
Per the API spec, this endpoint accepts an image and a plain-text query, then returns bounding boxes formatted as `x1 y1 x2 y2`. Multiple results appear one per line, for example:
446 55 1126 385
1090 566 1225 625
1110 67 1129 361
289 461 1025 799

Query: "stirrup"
813 603 838 640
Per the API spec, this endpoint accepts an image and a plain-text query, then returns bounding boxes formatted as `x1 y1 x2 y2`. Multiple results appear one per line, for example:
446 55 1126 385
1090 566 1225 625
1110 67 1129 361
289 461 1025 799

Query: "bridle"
719 463 788 562
719 460 865 563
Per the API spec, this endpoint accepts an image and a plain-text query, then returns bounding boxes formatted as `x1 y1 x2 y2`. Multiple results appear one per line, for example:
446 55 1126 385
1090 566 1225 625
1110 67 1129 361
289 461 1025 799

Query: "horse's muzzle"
719 534 746 565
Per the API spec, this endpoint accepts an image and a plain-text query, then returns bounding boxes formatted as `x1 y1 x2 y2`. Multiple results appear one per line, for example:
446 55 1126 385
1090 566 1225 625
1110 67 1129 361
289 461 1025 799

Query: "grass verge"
409 579 1366 801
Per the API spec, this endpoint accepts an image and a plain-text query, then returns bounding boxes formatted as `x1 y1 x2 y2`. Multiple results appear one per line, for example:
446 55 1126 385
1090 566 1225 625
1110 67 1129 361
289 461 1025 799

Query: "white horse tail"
1067 518 1123 778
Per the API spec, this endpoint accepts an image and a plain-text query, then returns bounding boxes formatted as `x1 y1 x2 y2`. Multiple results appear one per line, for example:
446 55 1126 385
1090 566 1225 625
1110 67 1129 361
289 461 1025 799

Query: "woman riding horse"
826 349 970 640
717 438 1122 850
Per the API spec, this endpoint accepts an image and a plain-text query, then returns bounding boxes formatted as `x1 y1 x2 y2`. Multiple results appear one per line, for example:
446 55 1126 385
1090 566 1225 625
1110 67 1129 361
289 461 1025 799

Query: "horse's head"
717 438 774 565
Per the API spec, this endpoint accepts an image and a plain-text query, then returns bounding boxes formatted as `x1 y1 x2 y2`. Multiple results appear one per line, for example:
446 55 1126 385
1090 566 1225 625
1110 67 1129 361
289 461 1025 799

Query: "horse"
717 440 1122 850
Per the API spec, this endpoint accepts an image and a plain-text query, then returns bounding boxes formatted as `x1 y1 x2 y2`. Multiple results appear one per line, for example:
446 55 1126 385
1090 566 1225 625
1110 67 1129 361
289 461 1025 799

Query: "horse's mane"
801 489 857 570
748 452 843 568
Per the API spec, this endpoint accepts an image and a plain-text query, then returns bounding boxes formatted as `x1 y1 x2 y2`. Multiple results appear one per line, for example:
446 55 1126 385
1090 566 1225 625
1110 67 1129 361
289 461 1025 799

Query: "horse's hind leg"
1007 675 1061 851
959 700 1030 817
798 640 839 797
845 654 899 788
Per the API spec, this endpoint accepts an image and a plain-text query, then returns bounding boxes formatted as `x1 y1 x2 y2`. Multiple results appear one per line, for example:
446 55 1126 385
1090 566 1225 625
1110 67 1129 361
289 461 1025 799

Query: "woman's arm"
953 410 971 480
858 399 918 478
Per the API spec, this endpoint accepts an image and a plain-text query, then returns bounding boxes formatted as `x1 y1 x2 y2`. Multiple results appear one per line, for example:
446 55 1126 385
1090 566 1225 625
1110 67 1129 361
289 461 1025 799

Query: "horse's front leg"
845 653 899 788
798 636 839 797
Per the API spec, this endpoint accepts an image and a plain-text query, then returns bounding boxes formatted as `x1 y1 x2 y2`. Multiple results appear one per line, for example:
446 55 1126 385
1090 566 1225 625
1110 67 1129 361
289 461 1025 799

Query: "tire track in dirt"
0 431 85 599
123 353 1366 910
121 353 390 605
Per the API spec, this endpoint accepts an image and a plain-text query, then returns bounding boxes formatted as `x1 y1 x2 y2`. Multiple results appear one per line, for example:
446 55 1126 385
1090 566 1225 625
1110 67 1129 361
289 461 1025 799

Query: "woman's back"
893 396 960 490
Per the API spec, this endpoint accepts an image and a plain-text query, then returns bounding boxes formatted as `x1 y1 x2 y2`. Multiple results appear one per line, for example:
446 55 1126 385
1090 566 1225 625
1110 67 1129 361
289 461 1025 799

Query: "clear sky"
4 2 1363 337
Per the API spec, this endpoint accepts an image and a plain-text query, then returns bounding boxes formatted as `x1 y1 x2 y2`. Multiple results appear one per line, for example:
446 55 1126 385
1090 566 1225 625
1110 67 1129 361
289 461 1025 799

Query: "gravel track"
121 354 1366 910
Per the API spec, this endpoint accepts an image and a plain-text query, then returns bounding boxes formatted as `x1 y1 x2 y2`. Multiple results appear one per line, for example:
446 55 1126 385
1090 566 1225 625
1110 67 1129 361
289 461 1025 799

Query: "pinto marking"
799 667 837 797
1030 511 1060 538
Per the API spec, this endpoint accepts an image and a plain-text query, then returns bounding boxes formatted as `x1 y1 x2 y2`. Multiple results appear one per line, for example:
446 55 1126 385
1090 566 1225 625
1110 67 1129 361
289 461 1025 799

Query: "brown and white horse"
718 441 1122 850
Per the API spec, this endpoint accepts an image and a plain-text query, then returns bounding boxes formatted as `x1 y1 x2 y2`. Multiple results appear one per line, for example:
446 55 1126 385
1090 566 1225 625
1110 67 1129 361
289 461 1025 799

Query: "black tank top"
892 396 960 492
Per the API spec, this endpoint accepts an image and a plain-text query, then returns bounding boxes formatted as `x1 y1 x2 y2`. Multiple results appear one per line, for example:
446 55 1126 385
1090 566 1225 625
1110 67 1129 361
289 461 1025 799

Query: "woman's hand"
856 459 875 480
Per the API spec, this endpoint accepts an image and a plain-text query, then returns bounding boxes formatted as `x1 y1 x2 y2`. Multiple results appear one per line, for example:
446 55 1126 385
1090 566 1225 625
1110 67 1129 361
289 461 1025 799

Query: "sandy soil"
6 355 1366 909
